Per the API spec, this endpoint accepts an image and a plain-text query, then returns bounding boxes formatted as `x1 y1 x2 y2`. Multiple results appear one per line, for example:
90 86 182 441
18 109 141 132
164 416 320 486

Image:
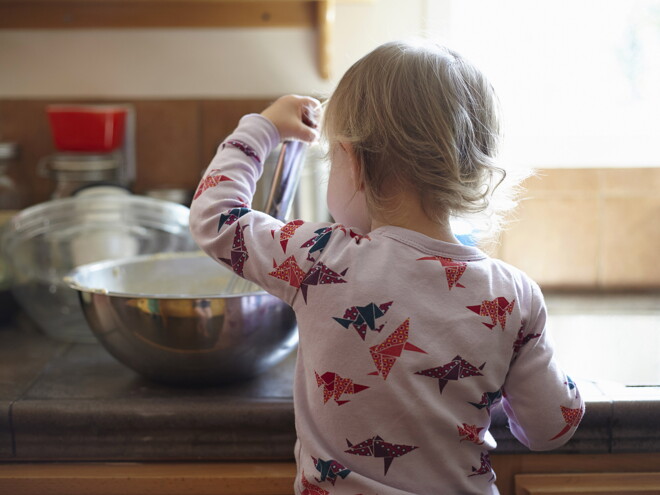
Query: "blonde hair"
323 40 509 230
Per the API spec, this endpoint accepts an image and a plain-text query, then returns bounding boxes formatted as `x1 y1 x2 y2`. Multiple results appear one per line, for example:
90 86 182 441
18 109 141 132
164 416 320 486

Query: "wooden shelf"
0 0 341 79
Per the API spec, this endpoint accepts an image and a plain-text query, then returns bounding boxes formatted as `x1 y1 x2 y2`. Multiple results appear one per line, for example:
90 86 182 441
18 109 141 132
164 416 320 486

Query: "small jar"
0 143 22 323
145 187 193 206
0 142 23 210
40 152 123 198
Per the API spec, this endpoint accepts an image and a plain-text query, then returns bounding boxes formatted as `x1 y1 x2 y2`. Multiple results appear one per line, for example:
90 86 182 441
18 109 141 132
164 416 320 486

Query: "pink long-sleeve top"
189 114 585 495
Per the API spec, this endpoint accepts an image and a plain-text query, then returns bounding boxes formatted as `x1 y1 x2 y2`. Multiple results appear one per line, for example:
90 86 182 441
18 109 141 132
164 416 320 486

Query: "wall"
0 0 428 203
0 99 275 204
0 0 427 98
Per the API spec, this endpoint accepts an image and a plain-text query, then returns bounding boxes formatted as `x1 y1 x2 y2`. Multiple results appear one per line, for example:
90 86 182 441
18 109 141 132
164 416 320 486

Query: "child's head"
323 40 506 229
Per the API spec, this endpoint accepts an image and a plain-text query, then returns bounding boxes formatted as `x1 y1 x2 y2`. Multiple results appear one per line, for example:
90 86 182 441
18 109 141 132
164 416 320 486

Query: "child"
190 40 584 495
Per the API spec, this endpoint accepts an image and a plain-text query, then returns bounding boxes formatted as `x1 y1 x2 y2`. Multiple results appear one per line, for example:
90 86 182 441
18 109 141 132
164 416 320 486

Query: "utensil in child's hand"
224 139 307 295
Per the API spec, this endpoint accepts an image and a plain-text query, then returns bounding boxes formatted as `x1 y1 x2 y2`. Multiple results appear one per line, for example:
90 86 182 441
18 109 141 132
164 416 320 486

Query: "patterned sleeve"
189 113 338 305
501 281 585 450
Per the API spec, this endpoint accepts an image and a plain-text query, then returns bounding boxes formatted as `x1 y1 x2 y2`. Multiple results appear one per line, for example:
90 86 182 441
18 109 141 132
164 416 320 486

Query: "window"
426 0 660 168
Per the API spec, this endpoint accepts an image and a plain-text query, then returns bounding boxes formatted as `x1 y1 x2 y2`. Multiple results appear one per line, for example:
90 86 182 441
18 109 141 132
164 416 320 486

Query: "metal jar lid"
49 153 121 172
0 143 18 161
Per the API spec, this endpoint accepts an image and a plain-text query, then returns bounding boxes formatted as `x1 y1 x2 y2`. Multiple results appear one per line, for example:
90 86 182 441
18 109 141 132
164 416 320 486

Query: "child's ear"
342 142 364 192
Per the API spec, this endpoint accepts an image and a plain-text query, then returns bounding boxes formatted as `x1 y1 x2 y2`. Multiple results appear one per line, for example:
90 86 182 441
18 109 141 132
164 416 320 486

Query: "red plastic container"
47 105 128 152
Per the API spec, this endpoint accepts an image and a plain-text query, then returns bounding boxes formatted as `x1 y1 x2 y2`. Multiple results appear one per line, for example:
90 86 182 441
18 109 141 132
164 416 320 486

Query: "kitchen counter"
1 314 660 462
1 316 296 461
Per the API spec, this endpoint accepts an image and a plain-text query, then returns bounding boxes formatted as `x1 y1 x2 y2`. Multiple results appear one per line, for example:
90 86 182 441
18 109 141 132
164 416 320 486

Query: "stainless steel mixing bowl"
2 194 197 342
65 251 298 384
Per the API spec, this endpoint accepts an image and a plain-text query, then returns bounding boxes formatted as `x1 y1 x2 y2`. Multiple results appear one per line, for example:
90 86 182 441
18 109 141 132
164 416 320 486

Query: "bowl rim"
65 250 269 299
2 194 191 247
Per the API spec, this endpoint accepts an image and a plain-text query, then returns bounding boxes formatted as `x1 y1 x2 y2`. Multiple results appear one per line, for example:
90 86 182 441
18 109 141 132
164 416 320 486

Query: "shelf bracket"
316 0 335 79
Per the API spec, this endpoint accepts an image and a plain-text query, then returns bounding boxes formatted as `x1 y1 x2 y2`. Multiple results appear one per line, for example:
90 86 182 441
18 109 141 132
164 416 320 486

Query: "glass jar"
0 142 21 324
0 142 23 210
39 152 123 198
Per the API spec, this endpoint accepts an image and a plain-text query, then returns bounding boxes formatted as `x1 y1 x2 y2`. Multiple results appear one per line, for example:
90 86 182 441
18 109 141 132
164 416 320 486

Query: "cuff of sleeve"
237 113 281 155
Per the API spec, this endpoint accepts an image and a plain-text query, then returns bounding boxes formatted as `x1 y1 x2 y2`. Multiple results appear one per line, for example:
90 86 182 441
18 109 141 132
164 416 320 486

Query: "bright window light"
427 0 660 168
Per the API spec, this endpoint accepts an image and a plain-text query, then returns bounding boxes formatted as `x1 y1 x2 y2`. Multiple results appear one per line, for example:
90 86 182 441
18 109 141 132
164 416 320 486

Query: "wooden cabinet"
493 454 660 495
515 472 660 495
2 454 660 495
0 462 297 495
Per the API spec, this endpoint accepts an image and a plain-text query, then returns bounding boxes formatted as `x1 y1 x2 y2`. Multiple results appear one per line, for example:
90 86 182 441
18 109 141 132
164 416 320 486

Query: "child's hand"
261 95 322 143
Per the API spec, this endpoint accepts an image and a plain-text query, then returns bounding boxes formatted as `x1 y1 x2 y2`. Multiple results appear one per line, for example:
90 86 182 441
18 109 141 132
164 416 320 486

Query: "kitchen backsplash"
494 167 660 290
0 98 272 205
1 99 658 290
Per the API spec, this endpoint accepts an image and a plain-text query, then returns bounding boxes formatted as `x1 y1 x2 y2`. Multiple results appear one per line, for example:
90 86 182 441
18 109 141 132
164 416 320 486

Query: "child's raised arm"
189 95 337 306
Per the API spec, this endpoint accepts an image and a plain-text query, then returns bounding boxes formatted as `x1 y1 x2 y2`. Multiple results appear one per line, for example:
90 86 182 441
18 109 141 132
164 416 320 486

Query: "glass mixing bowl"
2 194 197 342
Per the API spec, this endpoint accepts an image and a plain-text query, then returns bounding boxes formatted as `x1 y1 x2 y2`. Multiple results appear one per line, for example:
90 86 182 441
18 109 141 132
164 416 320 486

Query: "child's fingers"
261 95 322 142
301 97 322 125
300 98 322 142
302 106 321 131
302 112 316 130
282 96 321 142
299 124 320 143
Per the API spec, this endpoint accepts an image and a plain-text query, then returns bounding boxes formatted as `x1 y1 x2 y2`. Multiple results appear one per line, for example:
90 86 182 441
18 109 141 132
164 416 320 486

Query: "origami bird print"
566 376 576 391
457 423 485 445
311 457 351 485
345 435 418 476
332 224 348 235
467 297 516 330
549 405 584 440
565 375 580 399
468 452 494 481
269 255 306 289
301 472 330 495
369 319 426 380
511 323 541 361
193 171 232 200
417 256 468 290
272 219 305 253
348 229 371 244
301 226 333 261
218 223 248 277
333 301 393 340
218 207 250 231
299 261 348 304
315 371 369 406
415 355 485 394
468 390 503 416
222 139 262 164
